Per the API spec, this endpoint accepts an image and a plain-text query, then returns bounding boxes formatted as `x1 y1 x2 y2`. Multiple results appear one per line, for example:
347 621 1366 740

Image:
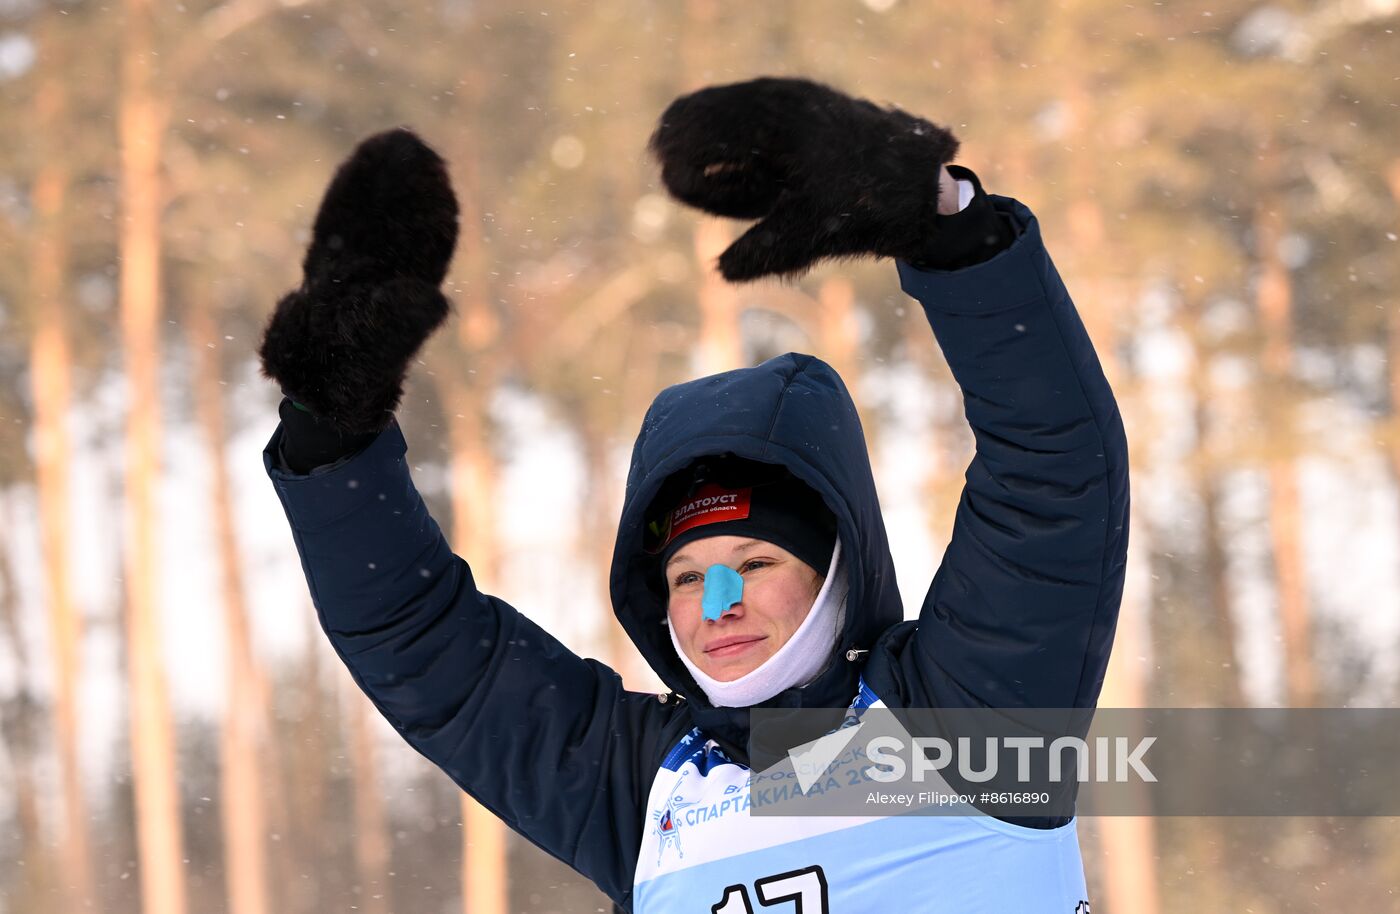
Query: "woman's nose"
705 602 743 623
700 563 744 621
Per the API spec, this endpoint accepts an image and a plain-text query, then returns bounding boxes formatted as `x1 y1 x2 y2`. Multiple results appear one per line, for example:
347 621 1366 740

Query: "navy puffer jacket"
263 187 1129 910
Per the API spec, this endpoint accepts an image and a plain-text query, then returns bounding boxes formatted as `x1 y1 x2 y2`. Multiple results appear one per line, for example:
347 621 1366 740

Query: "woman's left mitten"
649 77 960 282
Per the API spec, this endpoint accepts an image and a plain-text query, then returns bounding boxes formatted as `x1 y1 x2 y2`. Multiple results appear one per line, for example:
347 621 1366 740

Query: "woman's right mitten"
258 128 460 437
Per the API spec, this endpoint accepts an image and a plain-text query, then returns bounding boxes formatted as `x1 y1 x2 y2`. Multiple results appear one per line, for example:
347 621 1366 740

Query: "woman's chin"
701 648 772 682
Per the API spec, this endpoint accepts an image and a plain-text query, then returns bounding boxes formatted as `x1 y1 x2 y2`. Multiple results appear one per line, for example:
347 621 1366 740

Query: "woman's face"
665 535 824 682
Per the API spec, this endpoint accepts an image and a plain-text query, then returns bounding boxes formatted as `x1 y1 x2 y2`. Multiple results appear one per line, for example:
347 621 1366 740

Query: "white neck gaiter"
668 537 848 708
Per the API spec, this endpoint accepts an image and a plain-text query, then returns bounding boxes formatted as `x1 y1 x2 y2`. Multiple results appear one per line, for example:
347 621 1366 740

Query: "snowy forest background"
1 0 1399 911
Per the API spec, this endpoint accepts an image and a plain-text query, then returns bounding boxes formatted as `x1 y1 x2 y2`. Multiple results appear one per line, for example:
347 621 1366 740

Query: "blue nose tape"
701 564 744 621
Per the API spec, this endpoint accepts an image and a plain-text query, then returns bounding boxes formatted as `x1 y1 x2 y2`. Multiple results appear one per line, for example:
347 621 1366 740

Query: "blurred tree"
24 6 102 912
183 289 273 914
346 686 392 914
280 616 342 914
423 20 513 914
432 112 510 913
1183 288 1248 710
1253 131 1318 708
0 496 52 914
118 0 189 910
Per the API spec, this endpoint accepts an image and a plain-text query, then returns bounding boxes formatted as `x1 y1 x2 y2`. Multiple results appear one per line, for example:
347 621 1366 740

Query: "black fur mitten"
258 128 459 435
648 77 960 282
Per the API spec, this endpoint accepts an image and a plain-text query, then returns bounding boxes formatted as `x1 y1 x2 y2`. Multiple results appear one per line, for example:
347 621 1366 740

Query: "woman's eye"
740 560 770 573
672 572 700 587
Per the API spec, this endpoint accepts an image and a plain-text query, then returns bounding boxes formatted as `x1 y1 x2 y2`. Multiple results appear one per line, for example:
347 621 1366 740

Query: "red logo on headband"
662 483 752 548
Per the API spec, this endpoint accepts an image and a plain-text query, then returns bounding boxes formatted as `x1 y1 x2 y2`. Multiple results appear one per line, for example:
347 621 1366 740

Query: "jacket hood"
609 353 903 756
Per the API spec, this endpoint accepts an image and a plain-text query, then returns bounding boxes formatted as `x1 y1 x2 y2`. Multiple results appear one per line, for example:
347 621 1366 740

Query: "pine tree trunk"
0 699 49 909
347 688 392 914
683 0 740 377
185 301 272 914
1051 65 1158 890
815 276 886 484
28 10 97 910
1095 514 1160 914
580 423 651 688
437 368 509 914
0 507 54 911
1254 153 1316 708
1197 475 1245 704
441 157 509 911
816 277 859 401
1063 185 1159 911
694 218 742 374
119 1 187 911
286 611 331 914
1183 296 1246 708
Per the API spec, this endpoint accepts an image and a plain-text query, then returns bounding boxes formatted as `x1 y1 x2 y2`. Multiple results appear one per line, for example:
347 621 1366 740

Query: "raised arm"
897 191 1130 711
644 77 1128 711
255 130 669 907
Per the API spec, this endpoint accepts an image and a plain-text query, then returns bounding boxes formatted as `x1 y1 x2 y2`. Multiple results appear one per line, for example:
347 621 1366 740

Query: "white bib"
633 682 1091 913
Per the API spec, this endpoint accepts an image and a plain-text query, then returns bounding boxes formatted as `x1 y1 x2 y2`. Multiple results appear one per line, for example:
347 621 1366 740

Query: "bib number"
712 865 829 914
